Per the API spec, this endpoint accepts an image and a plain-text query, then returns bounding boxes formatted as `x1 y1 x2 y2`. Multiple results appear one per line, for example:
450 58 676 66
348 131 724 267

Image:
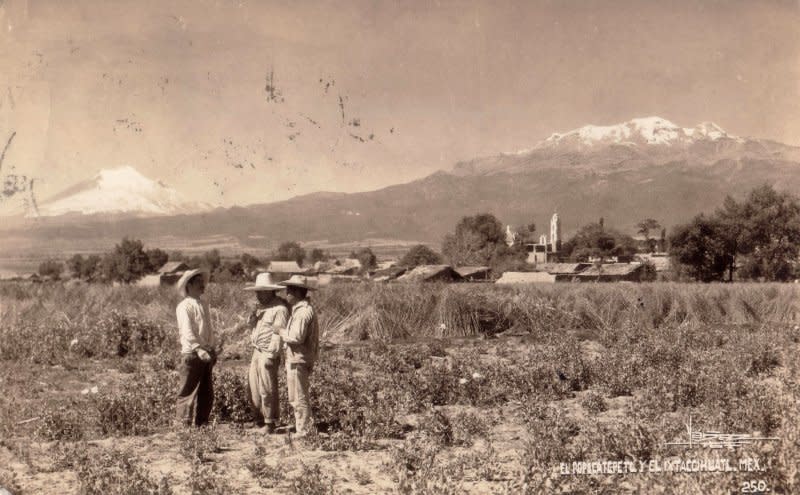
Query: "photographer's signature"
665 416 779 450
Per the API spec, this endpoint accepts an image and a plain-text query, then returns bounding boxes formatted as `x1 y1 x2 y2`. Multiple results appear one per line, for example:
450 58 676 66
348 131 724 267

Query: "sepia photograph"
1 0 799 493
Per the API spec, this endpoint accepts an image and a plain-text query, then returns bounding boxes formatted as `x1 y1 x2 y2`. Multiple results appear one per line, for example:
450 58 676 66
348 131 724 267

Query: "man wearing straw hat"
277 274 320 437
175 269 216 427
242 272 289 433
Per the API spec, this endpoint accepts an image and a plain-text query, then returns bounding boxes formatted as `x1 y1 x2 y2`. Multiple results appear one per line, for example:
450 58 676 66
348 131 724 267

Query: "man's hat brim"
243 284 283 291
279 280 317 290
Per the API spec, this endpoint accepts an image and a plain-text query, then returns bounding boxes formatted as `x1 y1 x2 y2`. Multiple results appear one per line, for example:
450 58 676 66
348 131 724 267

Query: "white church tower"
550 213 561 252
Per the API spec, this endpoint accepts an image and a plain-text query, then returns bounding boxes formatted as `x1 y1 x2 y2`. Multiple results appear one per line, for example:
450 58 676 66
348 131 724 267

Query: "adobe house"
397 265 463 283
575 263 648 282
157 261 190 286
372 266 408 282
454 266 491 282
533 263 591 282
495 271 558 284
264 260 307 282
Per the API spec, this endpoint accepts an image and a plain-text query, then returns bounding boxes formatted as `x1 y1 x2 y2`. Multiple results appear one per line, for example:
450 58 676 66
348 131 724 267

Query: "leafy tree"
399 244 443 267
274 241 306 266
213 260 246 282
729 185 800 281
442 213 525 269
67 254 101 281
240 253 263 276
515 223 537 243
145 248 168 273
351 247 377 273
38 259 64 280
669 214 734 282
67 254 85 278
105 238 150 283
561 222 637 262
308 248 329 265
188 249 222 273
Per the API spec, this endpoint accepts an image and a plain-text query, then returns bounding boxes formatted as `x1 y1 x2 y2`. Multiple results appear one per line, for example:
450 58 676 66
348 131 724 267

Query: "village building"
263 260 307 282
525 212 562 264
636 253 671 273
324 258 362 276
371 266 408 282
397 264 462 283
137 260 190 287
575 263 649 282
454 266 491 282
495 271 559 284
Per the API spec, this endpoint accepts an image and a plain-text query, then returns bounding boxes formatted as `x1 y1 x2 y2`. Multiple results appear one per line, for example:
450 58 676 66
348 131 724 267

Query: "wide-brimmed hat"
176 269 209 297
279 274 317 291
244 272 284 291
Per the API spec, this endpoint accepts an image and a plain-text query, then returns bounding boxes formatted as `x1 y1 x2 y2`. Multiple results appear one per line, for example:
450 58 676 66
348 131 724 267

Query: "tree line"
669 184 800 282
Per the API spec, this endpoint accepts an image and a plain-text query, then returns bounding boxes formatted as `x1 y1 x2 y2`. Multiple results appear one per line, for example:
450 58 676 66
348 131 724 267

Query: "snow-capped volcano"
32 166 209 217
537 116 737 149
453 116 800 176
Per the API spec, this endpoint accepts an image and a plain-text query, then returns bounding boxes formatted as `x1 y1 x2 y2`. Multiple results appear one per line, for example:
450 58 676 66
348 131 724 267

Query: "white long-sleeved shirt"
251 304 288 358
176 296 215 354
278 300 319 366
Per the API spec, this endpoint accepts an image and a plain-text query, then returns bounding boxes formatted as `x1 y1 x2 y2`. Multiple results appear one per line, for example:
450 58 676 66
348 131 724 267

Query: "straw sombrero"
176 269 209 297
244 272 284 291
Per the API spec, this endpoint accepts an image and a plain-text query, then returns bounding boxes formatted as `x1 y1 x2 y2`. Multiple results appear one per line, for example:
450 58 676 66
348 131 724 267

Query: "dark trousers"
176 351 215 426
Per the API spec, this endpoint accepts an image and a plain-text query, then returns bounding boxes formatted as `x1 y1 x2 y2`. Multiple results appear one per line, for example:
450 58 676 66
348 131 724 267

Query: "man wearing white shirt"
242 273 288 433
175 269 216 427
277 275 320 437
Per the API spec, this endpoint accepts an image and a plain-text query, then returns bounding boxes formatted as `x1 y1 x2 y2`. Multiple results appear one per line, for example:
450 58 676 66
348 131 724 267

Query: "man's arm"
267 307 288 355
278 307 313 344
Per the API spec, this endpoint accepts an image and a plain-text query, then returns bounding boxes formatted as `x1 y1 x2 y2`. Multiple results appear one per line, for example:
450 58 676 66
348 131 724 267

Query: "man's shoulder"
265 304 289 319
293 301 315 317
177 297 200 312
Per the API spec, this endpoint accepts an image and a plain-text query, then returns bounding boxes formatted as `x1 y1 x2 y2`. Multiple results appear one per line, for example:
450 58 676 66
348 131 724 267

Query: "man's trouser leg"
264 357 280 425
195 356 214 426
248 352 265 425
287 362 313 435
176 352 206 426
249 351 280 425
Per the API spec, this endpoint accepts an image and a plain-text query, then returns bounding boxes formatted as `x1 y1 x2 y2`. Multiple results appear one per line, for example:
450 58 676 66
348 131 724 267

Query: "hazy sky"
1 0 798 211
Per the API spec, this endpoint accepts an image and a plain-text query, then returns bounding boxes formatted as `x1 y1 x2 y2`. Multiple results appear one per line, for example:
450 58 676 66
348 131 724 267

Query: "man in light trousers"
277 275 320 437
242 273 288 433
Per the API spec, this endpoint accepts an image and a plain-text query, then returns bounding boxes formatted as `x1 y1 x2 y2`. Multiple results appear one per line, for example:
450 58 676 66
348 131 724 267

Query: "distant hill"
3 116 800 257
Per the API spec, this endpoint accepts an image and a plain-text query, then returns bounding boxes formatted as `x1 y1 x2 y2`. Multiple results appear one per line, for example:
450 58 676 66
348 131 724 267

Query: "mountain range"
3 116 800 257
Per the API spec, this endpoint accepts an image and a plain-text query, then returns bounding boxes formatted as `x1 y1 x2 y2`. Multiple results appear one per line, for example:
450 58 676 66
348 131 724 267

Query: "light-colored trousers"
248 349 280 425
286 362 314 435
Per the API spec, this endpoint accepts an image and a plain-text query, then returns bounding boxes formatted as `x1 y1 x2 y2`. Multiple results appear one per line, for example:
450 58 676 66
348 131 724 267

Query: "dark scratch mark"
338 95 347 123
265 67 285 103
300 113 321 128
28 178 40 216
348 133 365 143
0 131 16 174
390 127 395 134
